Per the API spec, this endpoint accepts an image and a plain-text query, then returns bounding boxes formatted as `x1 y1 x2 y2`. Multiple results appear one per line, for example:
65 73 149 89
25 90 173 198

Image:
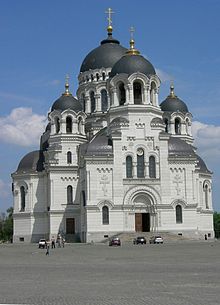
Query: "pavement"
0 241 220 305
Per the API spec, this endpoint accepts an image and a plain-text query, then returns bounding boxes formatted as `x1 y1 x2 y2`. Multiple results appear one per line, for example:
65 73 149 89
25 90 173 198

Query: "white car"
38 239 47 249
149 236 164 244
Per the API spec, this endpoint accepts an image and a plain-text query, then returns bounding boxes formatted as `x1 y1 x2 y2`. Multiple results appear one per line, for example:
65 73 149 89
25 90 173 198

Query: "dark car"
133 236 146 245
109 237 121 246
149 236 164 244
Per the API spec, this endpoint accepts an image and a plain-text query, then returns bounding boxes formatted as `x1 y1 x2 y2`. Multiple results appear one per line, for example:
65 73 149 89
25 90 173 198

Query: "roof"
168 137 195 157
196 154 212 174
110 54 156 78
17 150 44 173
80 33 127 72
51 94 82 113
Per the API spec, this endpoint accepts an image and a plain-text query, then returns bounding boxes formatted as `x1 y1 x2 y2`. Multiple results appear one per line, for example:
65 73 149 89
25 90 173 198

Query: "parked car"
149 236 164 244
133 236 146 245
109 237 121 246
38 239 47 249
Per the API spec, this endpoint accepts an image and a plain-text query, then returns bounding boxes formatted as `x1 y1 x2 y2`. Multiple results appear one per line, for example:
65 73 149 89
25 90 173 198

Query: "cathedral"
12 13 214 243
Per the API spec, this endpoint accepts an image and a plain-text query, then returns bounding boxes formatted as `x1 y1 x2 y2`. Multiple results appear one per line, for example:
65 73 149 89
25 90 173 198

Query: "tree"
0 207 13 242
213 212 220 238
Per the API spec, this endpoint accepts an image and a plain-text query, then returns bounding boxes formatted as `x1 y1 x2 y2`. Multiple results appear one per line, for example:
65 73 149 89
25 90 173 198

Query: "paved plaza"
0 241 220 305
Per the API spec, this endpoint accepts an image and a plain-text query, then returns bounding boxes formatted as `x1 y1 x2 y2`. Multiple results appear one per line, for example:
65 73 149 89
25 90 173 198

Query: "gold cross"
105 8 114 27
130 26 135 39
65 74 70 84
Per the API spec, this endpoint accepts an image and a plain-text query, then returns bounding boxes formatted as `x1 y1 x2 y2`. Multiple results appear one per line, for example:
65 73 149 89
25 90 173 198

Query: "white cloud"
192 121 220 148
155 68 173 83
0 179 10 198
0 107 47 147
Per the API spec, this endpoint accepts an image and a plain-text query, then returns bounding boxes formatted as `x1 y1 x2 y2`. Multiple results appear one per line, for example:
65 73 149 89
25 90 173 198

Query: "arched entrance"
133 194 154 232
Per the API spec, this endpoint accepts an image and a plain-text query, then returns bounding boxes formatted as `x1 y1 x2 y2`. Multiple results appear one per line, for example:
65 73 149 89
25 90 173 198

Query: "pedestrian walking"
51 236 56 248
46 242 50 256
62 237 65 248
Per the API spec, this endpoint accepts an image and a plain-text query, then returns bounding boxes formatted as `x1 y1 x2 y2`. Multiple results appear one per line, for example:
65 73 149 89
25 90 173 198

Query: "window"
149 156 156 178
96 73 99 81
82 94 86 112
175 118 181 134
102 72 106 80
91 74 94 81
133 81 142 104
102 206 109 224
137 148 144 178
126 156 133 178
186 118 189 135
101 89 108 112
90 91 95 113
78 117 83 134
204 184 209 209
66 116 72 133
67 151 72 164
55 117 60 133
150 82 156 104
164 118 169 133
20 186 25 211
118 83 126 105
176 205 182 223
82 191 86 206
67 185 73 204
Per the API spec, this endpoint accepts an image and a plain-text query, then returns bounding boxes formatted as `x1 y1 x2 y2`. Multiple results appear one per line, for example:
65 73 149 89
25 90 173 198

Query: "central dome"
110 39 156 78
80 32 127 72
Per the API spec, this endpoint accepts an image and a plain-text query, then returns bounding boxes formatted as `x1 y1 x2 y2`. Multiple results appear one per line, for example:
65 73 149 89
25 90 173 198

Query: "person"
46 241 50 256
205 234 207 240
51 236 56 249
57 234 61 248
62 237 65 248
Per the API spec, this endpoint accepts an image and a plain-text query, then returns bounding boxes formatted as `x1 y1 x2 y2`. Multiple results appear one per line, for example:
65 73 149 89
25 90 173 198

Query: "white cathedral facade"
12 21 214 243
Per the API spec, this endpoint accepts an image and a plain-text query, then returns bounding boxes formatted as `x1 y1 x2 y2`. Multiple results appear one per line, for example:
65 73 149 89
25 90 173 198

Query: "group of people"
46 234 65 255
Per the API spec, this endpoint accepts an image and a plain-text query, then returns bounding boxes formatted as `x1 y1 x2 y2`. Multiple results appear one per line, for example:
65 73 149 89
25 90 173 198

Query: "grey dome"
168 137 195 157
80 33 127 72
160 86 188 113
110 54 156 78
51 94 82 113
196 155 211 173
83 128 113 156
17 150 44 173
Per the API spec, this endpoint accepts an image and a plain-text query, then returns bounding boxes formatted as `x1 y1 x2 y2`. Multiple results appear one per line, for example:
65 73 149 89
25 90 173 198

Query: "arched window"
20 186 25 211
66 116 72 133
55 117 60 133
78 117 83 134
133 81 142 104
175 118 181 134
101 89 108 112
118 83 126 105
186 118 189 135
90 91 95 113
82 94 86 112
137 148 144 178
102 72 106 80
164 118 169 133
149 156 156 178
204 184 209 209
126 156 133 178
67 151 72 164
82 190 86 206
67 185 73 204
96 73 99 81
176 205 182 223
102 206 109 225
150 82 156 104
91 74 94 81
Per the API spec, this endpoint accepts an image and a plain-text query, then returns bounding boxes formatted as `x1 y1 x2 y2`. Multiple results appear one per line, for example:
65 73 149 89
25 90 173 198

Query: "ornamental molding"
97 168 112 173
97 199 114 210
123 185 161 206
61 176 78 181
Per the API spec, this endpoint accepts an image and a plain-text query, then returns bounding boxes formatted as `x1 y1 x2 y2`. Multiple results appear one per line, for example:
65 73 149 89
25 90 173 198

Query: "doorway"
135 213 150 232
66 218 75 234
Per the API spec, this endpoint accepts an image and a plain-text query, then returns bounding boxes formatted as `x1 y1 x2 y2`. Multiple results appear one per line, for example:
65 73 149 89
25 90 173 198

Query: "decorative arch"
123 185 161 207
97 200 114 210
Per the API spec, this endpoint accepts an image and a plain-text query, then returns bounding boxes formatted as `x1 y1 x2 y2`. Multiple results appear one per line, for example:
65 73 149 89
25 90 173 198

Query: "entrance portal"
135 213 150 232
66 218 75 234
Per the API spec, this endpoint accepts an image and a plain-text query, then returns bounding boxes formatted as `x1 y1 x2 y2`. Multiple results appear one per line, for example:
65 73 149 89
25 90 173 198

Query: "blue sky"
0 0 220 212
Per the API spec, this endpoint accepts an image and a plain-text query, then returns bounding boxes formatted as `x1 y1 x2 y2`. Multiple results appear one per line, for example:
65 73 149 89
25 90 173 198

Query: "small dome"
196 155 211 173
110 54 155 78
83 128 113 156
17 150 44 173
160 85 188 113
80 32 127 72
168 137 195 156
51 82 82 113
